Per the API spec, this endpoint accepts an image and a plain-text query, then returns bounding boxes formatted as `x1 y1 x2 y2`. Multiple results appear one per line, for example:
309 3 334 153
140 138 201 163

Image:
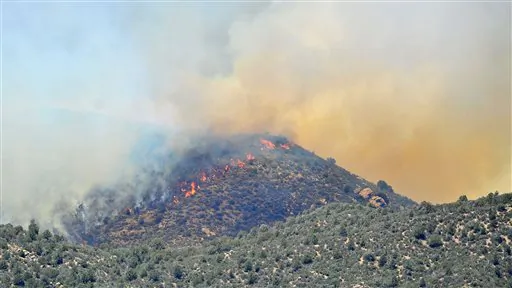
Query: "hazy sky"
2 1 511 226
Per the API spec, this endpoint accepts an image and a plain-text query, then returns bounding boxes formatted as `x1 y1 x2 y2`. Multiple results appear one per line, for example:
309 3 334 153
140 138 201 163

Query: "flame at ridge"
260 139 276 149
120 137 296 215
184 182 197 198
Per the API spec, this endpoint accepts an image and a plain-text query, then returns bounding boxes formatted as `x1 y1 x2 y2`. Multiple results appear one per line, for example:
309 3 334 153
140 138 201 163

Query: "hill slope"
1 193 511 287
63 133 415 246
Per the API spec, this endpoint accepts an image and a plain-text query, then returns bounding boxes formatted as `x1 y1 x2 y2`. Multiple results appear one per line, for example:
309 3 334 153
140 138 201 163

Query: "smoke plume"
2 2 510 227
136 2 511 203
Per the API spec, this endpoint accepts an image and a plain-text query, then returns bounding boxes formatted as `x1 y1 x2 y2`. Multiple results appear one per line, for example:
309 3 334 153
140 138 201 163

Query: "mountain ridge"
62 133 415 247
0 192 510 287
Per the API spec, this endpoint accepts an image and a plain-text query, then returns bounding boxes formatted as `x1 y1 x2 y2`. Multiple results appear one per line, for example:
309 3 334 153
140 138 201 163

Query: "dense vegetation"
1 192 511 287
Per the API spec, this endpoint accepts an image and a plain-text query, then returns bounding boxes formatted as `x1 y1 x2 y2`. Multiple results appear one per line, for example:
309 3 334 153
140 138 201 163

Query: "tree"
173 265 184 279
384 275 399 287
420 201 435 213
52 251 64 265
364 253 375 262
343 184 353 194
28 219 39 241
377 180 394 193
125 269 137 281
41 230 52 240
148 270 160 282
12 273 25 286
79 269 96 283
379 255 388 267
244 261 253 272
0 260 7 270
302 254 313 264
428 235 443 248
246 272 258 285
413 227 426 240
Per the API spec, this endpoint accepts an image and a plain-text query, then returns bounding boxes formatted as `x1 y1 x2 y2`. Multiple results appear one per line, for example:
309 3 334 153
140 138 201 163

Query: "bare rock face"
357 187 387 208
369 195 387 208
358 188 374 200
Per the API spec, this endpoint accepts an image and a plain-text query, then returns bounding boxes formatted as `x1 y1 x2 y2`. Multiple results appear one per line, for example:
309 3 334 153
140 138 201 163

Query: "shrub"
246 272 258 285
343 184 353 194
302 254 313 264
377 180 394 193
364 253 375 262
379 255 388 267
125 269 137 281
413 227 426 240
244 261 253 272
428 235 443 248
0 260 7 270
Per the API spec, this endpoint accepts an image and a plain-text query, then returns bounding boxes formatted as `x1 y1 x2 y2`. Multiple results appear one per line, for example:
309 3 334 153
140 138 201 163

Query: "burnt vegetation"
62 134 414 247
0 193 511 287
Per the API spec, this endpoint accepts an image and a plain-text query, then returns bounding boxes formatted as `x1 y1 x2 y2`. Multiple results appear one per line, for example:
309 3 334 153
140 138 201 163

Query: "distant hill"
0 192 511 287
62 133 415 246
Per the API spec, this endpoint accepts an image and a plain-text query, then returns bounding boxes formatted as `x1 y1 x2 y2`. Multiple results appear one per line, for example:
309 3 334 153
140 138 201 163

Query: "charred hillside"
63 133 415 246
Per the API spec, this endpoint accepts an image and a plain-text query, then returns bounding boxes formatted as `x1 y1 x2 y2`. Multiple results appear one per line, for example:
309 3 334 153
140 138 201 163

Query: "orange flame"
246 153 255 161
173 196 179 204
184 182 197 198
185 182 196 198
200 172 207 182
236 159 245 168
260 139 276 149
280 143 291 150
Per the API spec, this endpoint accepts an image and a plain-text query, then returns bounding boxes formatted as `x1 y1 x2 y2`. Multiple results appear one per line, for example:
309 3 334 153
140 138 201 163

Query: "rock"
358 188 374 200
369 196 387 208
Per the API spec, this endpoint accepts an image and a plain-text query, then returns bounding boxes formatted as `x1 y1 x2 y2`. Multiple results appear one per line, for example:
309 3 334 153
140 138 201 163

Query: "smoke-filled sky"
2 1 511 225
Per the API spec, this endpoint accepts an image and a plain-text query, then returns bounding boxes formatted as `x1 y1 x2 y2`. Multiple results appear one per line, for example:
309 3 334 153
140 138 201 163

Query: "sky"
2 3 159 225
2 1 511 226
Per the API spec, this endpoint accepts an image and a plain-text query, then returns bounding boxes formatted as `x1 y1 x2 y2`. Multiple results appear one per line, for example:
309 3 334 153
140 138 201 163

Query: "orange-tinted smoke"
185 64 510 204
141 3 511 203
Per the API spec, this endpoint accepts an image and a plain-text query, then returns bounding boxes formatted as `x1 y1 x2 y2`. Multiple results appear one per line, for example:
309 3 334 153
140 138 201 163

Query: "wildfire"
184 182 197 198
260 138 293 150
280 143 291 150
260 139 276 149
173 196 180 204
175 151 260 202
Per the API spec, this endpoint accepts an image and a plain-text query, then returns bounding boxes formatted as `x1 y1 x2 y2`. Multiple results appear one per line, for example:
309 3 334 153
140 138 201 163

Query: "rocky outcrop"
369 195 387 208
357 187 387 207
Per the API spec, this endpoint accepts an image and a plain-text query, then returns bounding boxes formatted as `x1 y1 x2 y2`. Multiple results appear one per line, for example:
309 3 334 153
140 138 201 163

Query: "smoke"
1 3 178 227
2 1 510 227
142 3 511 202
137 2 511 203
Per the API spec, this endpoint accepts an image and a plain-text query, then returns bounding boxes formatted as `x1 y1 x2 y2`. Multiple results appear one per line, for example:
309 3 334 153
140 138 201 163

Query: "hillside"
63 133 414 246
0 192 511 287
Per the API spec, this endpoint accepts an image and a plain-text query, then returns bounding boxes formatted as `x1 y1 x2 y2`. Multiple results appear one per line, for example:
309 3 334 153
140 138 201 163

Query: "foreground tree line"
0 192 511 287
